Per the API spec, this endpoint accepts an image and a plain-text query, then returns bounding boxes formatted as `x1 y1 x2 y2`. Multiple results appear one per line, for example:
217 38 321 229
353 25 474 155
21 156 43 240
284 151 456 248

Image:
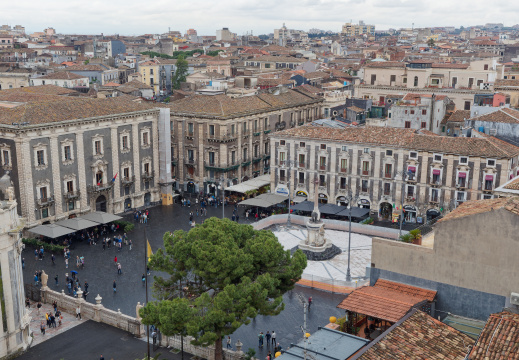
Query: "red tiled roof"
504 177 519 190
357 310 474 360
494 79 519 88
402 93 448 101
438 197 519 223
364 61 406 68
445 109 471 123
469 311 519 360
471 108 519 124
336 279 436 323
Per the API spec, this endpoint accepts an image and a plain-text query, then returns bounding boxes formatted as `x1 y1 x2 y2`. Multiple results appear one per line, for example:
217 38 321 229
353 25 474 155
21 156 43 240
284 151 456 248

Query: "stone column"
49 135 63 217
419 152 429 203
444 155 454 203
132 123 141 197
471 157 481 200
18 138 36 224
75 130 89 211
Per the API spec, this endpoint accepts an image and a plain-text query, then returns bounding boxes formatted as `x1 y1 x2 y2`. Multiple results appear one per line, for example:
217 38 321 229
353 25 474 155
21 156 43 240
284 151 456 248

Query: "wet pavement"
22 202 348 355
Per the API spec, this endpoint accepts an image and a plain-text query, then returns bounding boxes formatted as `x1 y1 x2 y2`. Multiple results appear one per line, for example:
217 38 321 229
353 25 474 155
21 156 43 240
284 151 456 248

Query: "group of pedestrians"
134 209 150 223
33 299 63 336
258 330 277 348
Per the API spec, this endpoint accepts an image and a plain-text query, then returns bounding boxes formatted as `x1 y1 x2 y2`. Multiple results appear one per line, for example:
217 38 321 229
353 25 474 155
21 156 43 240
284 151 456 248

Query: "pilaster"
76 130 89 211
49 135 63 217
110 126 121 210
132 123 141 191
20 138 36 223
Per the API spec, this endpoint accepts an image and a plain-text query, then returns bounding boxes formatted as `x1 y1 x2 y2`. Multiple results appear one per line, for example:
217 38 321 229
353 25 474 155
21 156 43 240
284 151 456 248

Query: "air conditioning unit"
511 292 519 306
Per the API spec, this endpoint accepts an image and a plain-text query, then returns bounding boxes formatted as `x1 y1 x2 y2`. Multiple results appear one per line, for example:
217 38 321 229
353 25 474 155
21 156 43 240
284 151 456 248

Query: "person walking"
22 257 25 269
76 305 81 320
34 249 38 261
40 321 45 335
37 301 42 314
258 331 264 347
308 297 312 311
84 281 89 294
129 239 132 251
113 280 117 293
227 336 232 349
114 256 117 266
271 331 276 346
102 239 106 250
55 275 59 286
117 263 122 275
265 331 271 346
142 274 146 285
51 254 55 265
34 273 39 286
65 257 68 269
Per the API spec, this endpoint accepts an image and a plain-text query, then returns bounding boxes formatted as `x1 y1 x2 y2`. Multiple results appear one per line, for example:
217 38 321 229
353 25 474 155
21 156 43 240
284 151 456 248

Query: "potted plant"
399 233 412 243
409 229 422 245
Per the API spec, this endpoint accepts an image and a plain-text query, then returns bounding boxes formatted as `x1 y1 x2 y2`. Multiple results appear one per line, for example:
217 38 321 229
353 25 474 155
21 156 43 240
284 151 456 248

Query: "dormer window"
433 154 443 162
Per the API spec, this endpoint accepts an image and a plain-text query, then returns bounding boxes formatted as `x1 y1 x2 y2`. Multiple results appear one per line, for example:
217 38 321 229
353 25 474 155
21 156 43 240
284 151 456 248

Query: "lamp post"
395 170 413 238
345 190 360 283
219 176 225 219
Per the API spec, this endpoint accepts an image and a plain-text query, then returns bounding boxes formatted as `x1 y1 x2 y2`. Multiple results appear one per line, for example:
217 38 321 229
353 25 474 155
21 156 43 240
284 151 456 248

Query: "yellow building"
139 60 160 95
341 21 375 37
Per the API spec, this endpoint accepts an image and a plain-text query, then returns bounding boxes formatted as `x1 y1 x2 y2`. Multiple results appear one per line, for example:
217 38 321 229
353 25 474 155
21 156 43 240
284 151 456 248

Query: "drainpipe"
429 93 435 132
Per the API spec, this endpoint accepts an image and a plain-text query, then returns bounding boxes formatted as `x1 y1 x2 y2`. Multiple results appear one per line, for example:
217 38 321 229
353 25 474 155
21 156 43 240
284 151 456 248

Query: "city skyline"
2 0 519 36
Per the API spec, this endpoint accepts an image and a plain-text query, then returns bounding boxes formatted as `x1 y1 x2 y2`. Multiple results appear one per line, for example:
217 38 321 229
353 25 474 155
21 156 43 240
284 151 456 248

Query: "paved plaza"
22 202 352 353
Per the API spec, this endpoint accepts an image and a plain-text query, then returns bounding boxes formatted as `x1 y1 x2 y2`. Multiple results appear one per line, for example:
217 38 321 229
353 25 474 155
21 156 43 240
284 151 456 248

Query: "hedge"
22 238 65 253
113 220 135 233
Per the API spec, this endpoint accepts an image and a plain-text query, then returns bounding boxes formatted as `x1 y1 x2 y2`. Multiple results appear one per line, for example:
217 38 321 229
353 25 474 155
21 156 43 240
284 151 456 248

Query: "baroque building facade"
270 126 519 223
168 88 323 195
0 97 161 226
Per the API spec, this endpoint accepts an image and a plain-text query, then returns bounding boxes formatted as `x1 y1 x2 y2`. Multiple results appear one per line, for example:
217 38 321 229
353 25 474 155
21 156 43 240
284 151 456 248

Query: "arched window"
413 76 419 87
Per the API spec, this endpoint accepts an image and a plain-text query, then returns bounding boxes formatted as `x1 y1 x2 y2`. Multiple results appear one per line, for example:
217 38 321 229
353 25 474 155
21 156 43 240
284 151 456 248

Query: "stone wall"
161 334 245 360
252 214 404 240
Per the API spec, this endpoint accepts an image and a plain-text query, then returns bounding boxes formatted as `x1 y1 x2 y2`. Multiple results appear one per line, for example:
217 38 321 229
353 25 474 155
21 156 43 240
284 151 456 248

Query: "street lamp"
345 190 360 283
218 176 225 219
395 170 413 238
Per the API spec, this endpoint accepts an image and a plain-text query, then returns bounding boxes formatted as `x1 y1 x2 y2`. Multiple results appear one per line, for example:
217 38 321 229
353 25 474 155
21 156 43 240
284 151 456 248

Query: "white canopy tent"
225 174 271 194
239 193 288 208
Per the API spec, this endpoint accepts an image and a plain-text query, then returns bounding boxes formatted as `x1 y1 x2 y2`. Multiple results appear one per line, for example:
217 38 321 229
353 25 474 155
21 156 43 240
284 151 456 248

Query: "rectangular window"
264 118 268 129
319 156 326 170
340 177 347 189
407 185 414 198
383 182 391 195
298 154 305 168
364 148 370 154
422 109 427 115
123 167 130 179
144 163 150 175
254 120 258 131
243 122 247 133
279 152 286 165
431 189 439 202
2 150 9 165
434 154 442 162
231 151 236 164
342 145 348 152
421 122 427 129
487 159 496 167
94 140 102 155
279 169 286 182
209 152 215 165
39 186 48 200
386 150 393 156
122 136 129 149
298 172 305 184
142 132 149 146
300 142 306 148
320 144 326 150
64 145 72 161
231 124 235 135
243 148 248 161
188 149 194 161
209 125 215 136
37 150 45 165
432 171 441 184
361 179 369 192
362 161 369 175
410 110 415 115
405 121 411 128
457 173 466 188
409 151 418 159
459 156 468 165
68 201 75 211
384 164 392 178
280 140 286 146
254 145 259 158
188 123 194 136
319 174 326 186
340 159 348 172
66 181 74 193
484 179 493 190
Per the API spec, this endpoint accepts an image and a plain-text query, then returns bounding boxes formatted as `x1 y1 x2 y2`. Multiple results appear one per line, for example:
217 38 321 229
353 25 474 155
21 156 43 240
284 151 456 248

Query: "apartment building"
168 88 323 195
0 96 161 226
243 56 306 70
270 125 519 223
341 21 375 37
357 59 498 110
139 58 178 95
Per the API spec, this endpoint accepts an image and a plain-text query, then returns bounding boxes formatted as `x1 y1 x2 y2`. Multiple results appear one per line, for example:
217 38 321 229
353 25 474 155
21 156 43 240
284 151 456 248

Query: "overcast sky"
2 0 518 36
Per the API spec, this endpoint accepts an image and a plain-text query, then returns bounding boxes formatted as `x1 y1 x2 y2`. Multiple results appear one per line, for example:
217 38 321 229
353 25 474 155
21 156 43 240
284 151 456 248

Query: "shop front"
403 205 417 223
337 196 349 206
358 199 370 209
318 193 328 204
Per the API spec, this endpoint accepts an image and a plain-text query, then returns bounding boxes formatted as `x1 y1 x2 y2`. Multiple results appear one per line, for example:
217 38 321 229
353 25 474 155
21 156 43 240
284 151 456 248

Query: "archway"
124 198 132 211
358 199 370 209
208 184 217 195
242 176 249 182
403 205 417 223
318 193 328 204
426 208 441 222
95 195 107 212
337 196 349 207
379 202 392 220
144 192 151 207
186 182 195 194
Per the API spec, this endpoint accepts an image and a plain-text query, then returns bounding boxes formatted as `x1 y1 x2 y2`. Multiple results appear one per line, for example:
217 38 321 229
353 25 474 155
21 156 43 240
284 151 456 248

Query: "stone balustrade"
161 334 245 360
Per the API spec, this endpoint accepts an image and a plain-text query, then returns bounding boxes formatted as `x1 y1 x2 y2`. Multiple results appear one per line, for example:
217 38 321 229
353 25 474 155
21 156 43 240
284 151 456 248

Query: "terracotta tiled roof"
273 125 519 158
504 177 519 190
471 108 519 124
168 88 320 118
357 310 474 360
431 63 470 69
37 72 87 80
494 79 519 88
446 109 471 123
469 311 519 360
347 105 364 113
438 197 519 223
336 279 436 323
65 64 110 71
297 84 322 94
402 93 448 101
0 97 157 125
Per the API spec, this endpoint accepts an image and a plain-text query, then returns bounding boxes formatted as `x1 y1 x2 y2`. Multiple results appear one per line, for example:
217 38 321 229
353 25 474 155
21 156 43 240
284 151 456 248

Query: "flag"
146 239 153 262
112 172 118 183
97 177 102 186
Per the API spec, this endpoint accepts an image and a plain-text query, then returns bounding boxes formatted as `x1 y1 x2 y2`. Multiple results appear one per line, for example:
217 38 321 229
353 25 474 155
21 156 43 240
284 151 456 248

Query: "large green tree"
140 218 307 360
172 55 188 90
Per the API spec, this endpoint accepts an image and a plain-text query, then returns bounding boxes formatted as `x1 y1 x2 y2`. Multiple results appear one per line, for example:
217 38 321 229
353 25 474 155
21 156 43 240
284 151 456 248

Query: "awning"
55 218 100 231
291 200 315 212
319 203 347 215
485 175 494 181
458 172 466 178
225 174 270 194
432 169 441 175
408 166 416 172
335 207 371 219
81 211 122 224
238 193 288 208
29 224 76 238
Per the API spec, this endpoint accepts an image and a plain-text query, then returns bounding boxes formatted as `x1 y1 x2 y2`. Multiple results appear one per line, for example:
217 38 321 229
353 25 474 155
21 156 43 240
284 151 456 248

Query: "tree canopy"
172 54 188 90
140 218 307 360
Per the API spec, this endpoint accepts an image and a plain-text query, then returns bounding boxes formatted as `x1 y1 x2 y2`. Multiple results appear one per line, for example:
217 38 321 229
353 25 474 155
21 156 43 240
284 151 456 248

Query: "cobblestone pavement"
23 202 349 355
27 300 85 346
